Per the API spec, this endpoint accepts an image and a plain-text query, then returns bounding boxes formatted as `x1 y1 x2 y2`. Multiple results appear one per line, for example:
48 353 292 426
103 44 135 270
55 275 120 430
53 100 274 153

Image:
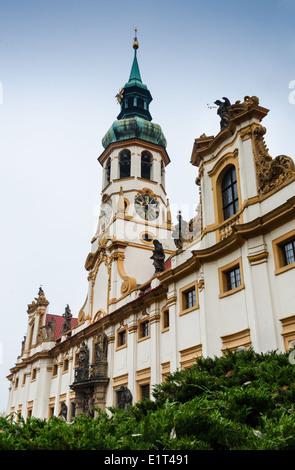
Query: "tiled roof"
45 314 78 339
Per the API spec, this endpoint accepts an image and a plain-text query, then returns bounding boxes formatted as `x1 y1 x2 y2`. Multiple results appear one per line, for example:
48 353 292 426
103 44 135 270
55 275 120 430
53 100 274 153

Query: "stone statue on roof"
214 97 231 130
150 239 165 274
45 316 56 339
61 304 72 334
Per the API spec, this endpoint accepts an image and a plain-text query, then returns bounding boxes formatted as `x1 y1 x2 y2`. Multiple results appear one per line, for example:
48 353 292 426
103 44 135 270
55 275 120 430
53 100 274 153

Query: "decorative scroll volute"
252 125 295 195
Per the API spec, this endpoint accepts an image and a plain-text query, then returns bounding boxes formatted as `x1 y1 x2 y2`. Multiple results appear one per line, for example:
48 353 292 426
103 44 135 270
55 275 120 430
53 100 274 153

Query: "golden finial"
133 28 139 50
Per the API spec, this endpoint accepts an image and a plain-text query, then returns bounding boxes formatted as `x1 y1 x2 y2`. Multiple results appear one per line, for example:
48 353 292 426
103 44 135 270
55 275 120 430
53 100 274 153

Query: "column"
150 303 161 390
127 315 138 404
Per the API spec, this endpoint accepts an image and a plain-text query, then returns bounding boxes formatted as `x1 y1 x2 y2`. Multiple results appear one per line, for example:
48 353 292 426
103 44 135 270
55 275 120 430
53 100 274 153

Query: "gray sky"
1 0 295 412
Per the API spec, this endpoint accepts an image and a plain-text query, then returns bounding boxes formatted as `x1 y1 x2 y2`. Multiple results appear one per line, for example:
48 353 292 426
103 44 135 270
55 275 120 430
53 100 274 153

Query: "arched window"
106 158 111 185
128 97 134 108
161 160 165 187
221 165 239 220
28 322 35 350
141 151 152 180
137 98 144 108
119 149 131 179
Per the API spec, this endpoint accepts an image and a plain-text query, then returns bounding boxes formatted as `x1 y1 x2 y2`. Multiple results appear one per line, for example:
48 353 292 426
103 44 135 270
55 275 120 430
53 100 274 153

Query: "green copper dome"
102 32 167 150
102 116 167 149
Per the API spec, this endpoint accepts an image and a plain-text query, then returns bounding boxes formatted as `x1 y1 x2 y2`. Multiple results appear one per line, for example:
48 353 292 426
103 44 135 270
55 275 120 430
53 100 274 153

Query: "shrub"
2 349 295 450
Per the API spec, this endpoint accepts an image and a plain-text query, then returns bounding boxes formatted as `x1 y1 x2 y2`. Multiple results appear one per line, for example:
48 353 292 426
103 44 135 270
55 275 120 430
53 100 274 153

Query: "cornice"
98 137 170 167
45 283 167 358
158 253 201 285
233 195 295 239
7 350 52 376
161 195 295 277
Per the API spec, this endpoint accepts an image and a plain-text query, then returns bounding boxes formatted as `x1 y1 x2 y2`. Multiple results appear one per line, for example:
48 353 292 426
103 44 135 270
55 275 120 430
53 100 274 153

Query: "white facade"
6 93 295 421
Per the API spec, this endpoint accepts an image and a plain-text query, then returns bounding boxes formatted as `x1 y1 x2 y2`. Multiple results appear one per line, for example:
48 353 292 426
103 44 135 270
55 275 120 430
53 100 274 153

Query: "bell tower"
83 33 175 320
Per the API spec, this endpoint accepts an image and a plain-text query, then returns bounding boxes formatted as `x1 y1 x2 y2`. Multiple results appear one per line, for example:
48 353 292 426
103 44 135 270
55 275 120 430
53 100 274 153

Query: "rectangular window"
140 384 150 400
136 368 151 402
31 368 37 381
162 308 169 331
119 150 131 179
117 329 127 349
226 266 241 291
179 281 199 315
185 288 196 309
63 359 69 372
219 257 244 298
281 240 295 266
138 318 150 342
27 401 33 418
52 364 58 377
141 320 149 338
272 230 295 275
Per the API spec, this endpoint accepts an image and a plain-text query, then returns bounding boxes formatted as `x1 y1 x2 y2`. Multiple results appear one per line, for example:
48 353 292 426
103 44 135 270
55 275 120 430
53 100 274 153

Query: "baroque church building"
7 36 295 420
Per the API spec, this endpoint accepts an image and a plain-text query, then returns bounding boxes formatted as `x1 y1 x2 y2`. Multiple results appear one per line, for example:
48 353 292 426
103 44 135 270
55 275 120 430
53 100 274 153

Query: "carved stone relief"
252 125 295 195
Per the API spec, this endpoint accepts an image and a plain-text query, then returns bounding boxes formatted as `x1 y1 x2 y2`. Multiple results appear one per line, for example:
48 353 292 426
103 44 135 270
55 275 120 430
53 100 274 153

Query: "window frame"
280 315 295 352
221 165 239 221
161 361 170 382
136 367 151 402
272 229 295 275
105 157 111 185
218 257 245 298
220 328 251 353
226 265 242 291
179 344 202 370
207 151 242 239
116 327 127 350
140 231 154 246
52 363 58 377
179 281 199 316
31 367 37 382
62 358 69 374
162 307 170 332
14 376 19 389
140 383 150 400
137 318 150 342
119 149 131 179
140 151 152 181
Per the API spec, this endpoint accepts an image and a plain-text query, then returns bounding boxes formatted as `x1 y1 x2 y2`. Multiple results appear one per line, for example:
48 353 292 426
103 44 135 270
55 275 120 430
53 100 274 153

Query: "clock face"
135 194 159 221
100 200 112 227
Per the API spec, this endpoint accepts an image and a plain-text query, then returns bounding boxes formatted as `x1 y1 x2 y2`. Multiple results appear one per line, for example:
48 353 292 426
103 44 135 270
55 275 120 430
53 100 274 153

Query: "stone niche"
70 334 109 417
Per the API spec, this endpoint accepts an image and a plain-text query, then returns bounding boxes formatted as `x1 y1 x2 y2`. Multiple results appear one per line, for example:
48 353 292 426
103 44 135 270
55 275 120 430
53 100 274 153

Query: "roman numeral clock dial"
134 194 159 221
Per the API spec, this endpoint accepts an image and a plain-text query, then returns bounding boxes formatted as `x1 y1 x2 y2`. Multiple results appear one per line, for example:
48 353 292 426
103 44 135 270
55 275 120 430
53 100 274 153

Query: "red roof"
45 314 78 339
165 257 171 269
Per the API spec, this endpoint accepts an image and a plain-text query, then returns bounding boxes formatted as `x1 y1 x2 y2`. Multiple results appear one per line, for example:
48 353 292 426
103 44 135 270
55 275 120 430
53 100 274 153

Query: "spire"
101 31 168 151
116 29 153 122
128 29 142 83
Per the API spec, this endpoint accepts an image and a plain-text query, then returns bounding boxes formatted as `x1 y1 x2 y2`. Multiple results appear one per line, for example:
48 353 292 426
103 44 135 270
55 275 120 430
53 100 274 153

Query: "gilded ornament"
252 125 295 195
115 88 124 103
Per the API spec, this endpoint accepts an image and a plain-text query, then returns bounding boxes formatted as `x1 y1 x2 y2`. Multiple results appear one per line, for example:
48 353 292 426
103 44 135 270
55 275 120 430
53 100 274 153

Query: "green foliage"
2 348 295 450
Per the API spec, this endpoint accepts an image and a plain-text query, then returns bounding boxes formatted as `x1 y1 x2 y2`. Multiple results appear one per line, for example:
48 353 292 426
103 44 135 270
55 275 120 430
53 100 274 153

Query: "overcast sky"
0 0 294 413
